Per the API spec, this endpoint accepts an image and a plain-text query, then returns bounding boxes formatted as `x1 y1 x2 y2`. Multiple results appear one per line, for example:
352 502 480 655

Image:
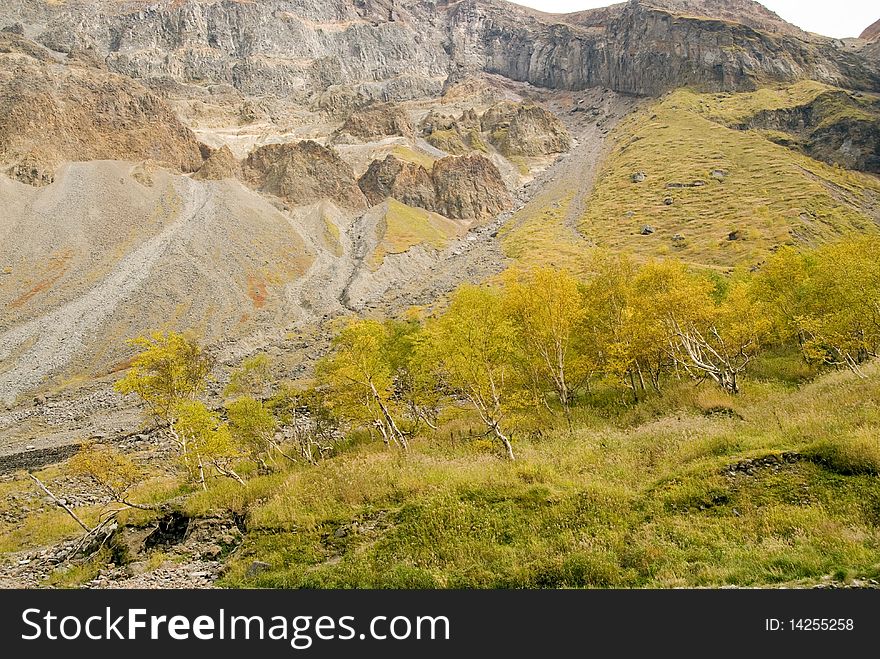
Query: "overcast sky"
509 1 878 39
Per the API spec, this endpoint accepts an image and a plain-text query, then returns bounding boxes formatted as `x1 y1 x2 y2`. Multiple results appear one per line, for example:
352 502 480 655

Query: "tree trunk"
197 453 207 491
370 382 408 451
492 424 515 461
628 370 640 403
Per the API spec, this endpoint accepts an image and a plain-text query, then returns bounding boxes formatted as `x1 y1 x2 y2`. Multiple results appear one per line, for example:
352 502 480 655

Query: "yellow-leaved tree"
172 400 243 489
425 285 520 460
116 331 244 488
796 239 880 375
115 331 213 424
636 261 767 394
503 267 590 426
68 442 146 509
316 318 409 450
224 354 290 469
581 254 670 399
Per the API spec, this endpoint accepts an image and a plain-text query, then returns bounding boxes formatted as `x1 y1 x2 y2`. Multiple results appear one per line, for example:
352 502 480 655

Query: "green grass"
208 361 880 589
694 81 879 131
4 359 880 588
42 549 109 588
425 130 469 156
500 196 595 274
694 81 834 125
321 214 343 258
580 88 880 269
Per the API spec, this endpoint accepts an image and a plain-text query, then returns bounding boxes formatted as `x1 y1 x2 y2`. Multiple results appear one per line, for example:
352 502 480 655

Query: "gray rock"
641 225 655 235
631 171 647 183
245 561 272 578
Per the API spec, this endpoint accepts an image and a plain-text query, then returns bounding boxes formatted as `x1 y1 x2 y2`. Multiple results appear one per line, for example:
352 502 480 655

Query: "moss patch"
370 199 463 268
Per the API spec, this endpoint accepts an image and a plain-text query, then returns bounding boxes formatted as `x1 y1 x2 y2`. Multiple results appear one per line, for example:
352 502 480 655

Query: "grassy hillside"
578 87 880 269
499 196 596 274
185 361 880 588
203 359 880 588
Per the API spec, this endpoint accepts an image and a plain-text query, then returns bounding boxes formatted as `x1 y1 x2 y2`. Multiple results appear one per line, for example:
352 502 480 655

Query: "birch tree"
425 285 519 460
316 319 409 450
503 268 589 425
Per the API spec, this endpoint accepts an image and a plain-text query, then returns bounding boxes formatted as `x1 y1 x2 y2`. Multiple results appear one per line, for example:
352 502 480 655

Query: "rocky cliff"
2 0 877 103
244 141 366 210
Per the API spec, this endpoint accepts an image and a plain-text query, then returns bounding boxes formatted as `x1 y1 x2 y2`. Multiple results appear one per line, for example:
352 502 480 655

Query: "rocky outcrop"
446 0 880 95
359 153 511 221
335 103 414 142
637 0 808 38
194 145 240 181
419 109 487 155
358 155 436 208
0 33 205 185
419 102 570 157
732 90 880 173
244 141 366 210
481 102 572 156
432 154 511 221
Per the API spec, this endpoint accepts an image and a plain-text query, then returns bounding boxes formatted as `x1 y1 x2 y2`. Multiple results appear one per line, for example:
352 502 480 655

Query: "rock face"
420 109 486 155
447 0 879 95
432 154 511 221
2 0 877 103
0 32 205 185
418 102 571 158
482 103 572 156
358 155 436 208
244 141 366 210
637 0 808 37
336 103 414 142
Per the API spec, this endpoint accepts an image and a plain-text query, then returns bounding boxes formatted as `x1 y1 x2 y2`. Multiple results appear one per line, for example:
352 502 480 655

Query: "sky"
508 1 878 39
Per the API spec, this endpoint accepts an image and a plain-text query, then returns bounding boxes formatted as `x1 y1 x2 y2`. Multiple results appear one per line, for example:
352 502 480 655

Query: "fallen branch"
27 472 90 532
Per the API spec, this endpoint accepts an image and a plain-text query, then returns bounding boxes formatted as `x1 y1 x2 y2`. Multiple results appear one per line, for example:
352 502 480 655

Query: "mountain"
861 18 880 42
0 0 878 424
